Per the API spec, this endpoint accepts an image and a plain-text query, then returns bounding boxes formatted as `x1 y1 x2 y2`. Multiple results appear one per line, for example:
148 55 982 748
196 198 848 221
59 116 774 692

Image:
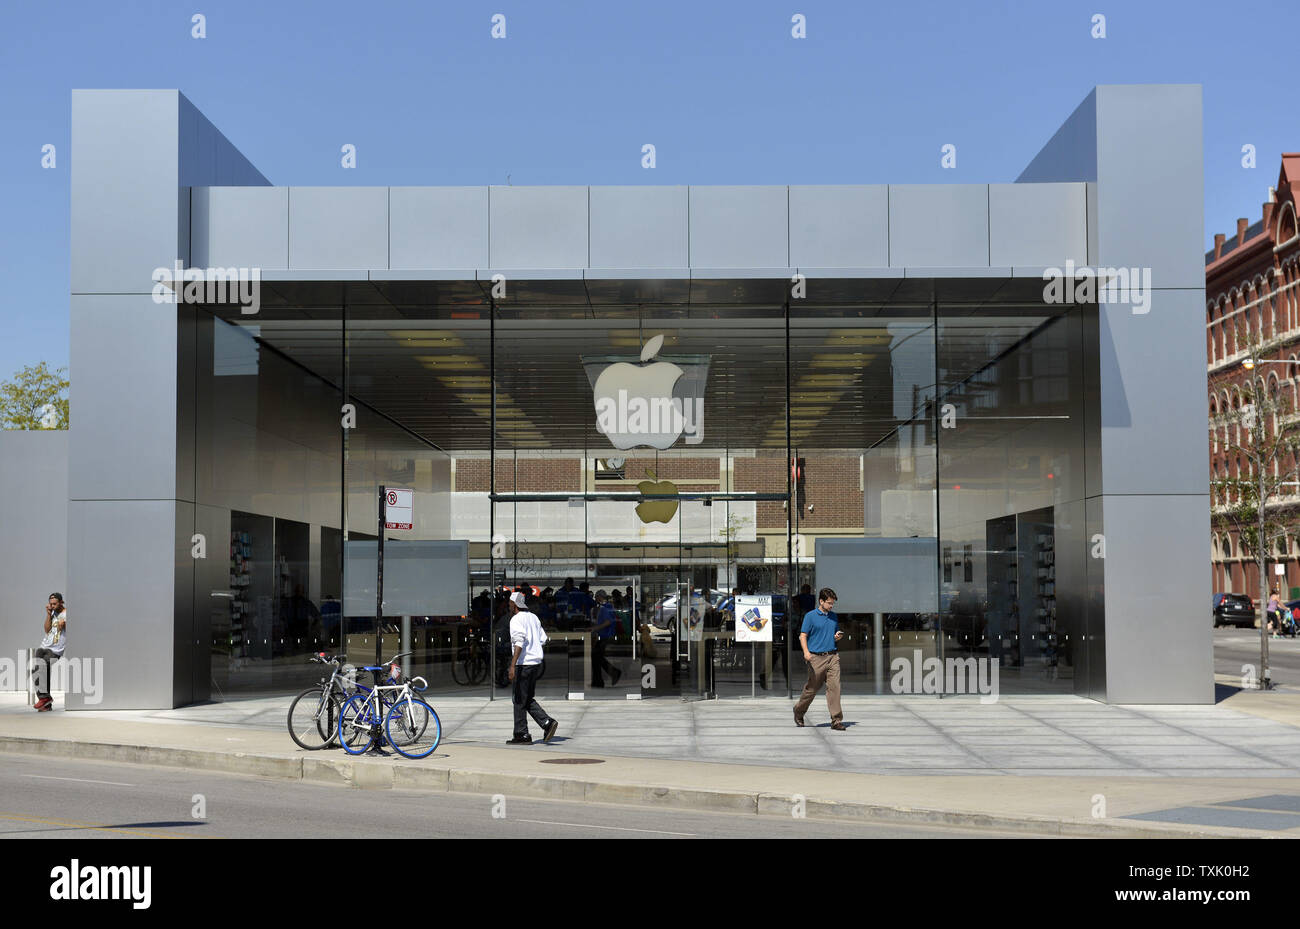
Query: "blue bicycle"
337 652 441 759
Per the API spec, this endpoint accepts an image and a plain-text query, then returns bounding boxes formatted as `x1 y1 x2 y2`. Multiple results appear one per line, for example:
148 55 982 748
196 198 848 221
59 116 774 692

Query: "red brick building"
1207 155 1300 597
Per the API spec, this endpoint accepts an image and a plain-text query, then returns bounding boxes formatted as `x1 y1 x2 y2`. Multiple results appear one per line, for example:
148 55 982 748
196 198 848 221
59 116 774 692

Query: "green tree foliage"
0 362 69 429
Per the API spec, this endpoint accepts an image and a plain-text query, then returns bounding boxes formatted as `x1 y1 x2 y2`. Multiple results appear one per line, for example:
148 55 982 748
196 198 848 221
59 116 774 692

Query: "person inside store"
794 583 816 617
589 590 622 688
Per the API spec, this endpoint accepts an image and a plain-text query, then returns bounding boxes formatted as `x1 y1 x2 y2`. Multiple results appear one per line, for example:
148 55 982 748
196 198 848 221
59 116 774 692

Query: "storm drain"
538 758 606 765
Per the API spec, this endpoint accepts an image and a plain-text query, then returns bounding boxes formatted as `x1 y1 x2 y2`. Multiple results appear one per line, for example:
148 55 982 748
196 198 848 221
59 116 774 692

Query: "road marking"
0 813 207 839
22 774 134 787
516 819 694 836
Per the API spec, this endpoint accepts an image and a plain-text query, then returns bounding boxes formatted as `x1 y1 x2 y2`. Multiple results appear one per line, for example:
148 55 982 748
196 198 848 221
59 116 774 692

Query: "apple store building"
52 84 1212 709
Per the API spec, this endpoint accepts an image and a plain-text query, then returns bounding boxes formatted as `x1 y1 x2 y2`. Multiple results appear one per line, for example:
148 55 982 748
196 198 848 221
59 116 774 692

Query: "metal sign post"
376 485 386 667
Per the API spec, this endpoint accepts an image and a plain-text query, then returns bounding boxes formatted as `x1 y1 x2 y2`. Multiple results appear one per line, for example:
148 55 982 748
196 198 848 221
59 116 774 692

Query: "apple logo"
635 469 679 524
593 334 686 450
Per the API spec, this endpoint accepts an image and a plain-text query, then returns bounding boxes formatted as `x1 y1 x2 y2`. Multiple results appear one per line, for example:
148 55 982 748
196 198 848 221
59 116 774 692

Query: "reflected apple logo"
635 469 679 524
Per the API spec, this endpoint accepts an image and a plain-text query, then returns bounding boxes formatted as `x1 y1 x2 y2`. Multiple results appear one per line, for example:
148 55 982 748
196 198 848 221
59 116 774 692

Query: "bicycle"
286 653 354 751
452 628 490 686
337 652 442 759
286 652 406 751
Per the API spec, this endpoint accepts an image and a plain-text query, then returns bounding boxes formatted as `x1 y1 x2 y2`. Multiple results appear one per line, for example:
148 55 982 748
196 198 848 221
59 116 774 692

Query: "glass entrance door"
486 303 792 702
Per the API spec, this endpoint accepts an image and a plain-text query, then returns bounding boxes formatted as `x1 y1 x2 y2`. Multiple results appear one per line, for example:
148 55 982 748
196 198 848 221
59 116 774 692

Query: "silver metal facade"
57 84 1209 707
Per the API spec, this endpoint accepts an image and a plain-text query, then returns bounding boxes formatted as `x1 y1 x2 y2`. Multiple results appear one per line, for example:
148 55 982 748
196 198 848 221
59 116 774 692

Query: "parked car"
1212 593 1256 628
652 589 725 631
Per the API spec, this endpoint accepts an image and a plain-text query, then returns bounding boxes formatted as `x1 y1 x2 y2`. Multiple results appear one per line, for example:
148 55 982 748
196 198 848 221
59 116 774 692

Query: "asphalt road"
1214 627 1300 687
0 754 1043 840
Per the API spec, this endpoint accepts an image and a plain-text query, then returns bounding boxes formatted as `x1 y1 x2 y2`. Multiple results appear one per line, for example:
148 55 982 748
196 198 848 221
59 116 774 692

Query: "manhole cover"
538 758 606 765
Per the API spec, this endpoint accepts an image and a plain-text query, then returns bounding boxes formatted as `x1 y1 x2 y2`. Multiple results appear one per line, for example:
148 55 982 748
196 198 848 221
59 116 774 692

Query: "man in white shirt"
507 591 558 744
33 592 67 711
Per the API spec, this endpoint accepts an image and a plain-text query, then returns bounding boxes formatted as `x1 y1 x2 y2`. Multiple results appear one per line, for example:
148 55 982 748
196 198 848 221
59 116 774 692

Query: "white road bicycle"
337 653 441 759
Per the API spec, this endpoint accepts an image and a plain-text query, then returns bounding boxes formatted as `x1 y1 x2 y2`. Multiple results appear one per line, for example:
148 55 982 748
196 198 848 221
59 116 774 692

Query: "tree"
0 362 69 429
1211 328 1299 689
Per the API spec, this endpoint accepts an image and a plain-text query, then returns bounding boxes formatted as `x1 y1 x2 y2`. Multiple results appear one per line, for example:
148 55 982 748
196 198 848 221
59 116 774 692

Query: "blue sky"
2 0 1297 381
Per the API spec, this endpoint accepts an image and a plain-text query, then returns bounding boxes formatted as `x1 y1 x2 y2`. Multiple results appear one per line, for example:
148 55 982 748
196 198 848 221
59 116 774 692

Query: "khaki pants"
794 652 842 723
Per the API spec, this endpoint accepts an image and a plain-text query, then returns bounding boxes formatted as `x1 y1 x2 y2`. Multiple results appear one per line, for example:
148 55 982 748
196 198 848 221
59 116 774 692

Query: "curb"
0 734 1275 839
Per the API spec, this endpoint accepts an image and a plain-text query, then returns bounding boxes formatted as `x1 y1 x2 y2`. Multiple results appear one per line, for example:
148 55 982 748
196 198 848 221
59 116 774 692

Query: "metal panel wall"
988 183 1088 268
289 187 389 270
888 185 990 268
789 185 889 268
0 432 68 692
389 186 489 269
70 89 271 709
589 186 688 269
191 187 289 269
489 186 589 268
1094 85 1205 291
688 186 789 268
1017 84 1209 702
65 500 179 709
71 91 181 295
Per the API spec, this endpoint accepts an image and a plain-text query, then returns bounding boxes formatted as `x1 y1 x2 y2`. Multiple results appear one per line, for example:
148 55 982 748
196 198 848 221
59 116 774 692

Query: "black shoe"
543 719 559 742
830 721 847 731
506 735 533 745
794 710 805 728
610 668 622 686
589 681 605 688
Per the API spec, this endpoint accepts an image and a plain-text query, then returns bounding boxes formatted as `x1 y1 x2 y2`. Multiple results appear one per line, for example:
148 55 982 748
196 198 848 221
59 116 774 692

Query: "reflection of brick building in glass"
1207 155 1300 598
452 451 867 571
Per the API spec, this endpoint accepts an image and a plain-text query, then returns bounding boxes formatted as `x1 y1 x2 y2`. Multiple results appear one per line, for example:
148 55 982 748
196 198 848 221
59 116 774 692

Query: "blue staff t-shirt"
595 603 617 639
801 608 838 653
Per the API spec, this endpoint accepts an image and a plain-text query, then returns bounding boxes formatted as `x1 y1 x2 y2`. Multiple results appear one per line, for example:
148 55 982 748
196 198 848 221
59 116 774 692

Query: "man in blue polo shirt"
794 587 844 730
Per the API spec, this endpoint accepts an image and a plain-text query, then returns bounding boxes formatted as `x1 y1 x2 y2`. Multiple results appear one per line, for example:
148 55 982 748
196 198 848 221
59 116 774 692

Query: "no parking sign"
384 488 413 530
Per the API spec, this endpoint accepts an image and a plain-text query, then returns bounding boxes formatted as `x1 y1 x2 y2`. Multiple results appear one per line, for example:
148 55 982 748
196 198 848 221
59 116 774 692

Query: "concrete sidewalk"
3 688 1300 837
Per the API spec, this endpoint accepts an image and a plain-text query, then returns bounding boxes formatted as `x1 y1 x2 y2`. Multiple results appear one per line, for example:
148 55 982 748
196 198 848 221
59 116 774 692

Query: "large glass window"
182 280 1097 703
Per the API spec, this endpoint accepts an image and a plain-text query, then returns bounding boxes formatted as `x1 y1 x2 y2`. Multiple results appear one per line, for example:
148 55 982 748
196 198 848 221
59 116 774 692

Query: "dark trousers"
512 663 552 737
592 635 617 685
31 647 58 700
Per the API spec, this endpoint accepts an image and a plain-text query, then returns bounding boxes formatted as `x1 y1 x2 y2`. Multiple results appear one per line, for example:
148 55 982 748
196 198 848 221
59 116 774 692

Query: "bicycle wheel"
385 698 441 759
466 656 487 686
385 696 429 747
287 686 341 751
338 693 379 755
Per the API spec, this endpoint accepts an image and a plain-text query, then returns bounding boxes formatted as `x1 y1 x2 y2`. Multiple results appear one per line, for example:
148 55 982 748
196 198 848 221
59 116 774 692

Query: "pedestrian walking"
589 590 622 687
794 587 844 730
32 593 67 712
506 591 559 745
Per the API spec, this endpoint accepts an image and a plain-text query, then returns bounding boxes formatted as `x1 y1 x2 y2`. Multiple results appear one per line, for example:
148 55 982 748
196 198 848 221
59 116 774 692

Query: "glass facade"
182 285 1097 703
